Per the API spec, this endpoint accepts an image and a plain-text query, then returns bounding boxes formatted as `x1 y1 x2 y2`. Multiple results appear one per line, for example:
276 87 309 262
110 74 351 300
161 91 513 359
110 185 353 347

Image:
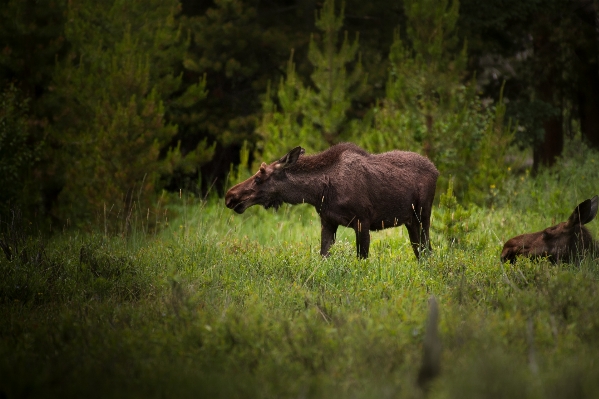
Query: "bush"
498 140 599 220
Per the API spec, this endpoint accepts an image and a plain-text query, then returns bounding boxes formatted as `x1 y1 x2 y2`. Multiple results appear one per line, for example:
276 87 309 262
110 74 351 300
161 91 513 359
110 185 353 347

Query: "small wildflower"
490 184 496 189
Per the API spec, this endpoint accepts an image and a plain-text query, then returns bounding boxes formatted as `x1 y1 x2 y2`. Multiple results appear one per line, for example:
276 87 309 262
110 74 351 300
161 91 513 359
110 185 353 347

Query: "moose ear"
277 146 305 168
568 196 599 225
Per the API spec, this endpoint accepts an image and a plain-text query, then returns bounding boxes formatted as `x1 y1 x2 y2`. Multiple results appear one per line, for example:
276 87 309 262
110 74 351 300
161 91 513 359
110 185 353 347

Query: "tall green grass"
1 144 599 398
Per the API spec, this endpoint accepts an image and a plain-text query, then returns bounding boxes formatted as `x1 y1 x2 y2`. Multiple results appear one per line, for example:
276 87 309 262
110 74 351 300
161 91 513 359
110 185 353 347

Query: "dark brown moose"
225 143 439 259
501 196 598 263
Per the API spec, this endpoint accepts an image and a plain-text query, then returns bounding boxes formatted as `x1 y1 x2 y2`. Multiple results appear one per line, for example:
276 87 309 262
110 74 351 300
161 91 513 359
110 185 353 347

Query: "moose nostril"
225 193 238 209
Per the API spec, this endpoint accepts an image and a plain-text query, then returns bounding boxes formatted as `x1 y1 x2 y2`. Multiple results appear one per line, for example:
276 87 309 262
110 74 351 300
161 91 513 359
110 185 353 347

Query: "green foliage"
498 140 599 221
386 0 465 159
49 0 206 227
432 178 477 247
305 0 368 145
227 140 252 187
0 85 42 211
258 54 318 159
258 0 368 160
0 0 66 94
163 136 216 180
224 140 253 190
460 0 599 165
507 99 560 150
2 164 599 397
464 84 515 205
0 1 65 216
356 0 514 204
1 0 598 222
180 0 287 149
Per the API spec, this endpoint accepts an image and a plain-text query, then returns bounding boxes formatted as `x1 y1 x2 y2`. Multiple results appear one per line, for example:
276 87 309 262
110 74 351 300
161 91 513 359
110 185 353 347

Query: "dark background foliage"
1 0 598 226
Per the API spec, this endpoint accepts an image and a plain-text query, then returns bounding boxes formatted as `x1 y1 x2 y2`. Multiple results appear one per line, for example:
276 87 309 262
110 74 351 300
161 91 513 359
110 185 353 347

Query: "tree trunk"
532 24 563 171
533 111 563 172
579 68 599 149
579 4 599 149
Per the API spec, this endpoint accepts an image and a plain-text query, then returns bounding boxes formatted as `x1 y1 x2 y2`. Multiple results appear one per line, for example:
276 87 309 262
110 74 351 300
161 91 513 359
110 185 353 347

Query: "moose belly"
370 217 407 231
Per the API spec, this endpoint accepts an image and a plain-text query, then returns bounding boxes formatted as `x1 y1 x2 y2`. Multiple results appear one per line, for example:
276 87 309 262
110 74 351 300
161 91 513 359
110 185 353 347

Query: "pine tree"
0 85 41 213
304 0 368 145
432 177 477 247
258 0 367 160
0 0 68 217
49 0 206 228
0 0 66 100
179 0 300 177
387 0 466 160
259 51 316 159
357 0 514 203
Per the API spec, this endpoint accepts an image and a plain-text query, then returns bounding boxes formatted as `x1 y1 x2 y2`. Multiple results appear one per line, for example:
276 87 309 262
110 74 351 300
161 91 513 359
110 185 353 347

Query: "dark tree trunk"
578 34 599 149
533 76 563 171
533 111 563 171
579 72 599 149
532 23 563 171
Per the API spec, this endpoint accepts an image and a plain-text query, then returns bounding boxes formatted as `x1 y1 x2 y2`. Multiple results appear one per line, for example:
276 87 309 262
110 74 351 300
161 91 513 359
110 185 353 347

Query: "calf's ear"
277 146 305 168
568 196 599 225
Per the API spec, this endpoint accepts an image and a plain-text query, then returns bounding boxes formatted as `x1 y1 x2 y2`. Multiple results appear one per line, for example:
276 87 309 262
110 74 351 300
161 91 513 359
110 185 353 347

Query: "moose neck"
276 146 356 210
279 168 331 209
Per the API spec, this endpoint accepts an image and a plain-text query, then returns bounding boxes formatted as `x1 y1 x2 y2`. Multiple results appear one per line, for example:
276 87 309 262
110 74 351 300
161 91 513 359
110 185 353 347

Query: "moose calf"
501 196 598 263
225 143 439 259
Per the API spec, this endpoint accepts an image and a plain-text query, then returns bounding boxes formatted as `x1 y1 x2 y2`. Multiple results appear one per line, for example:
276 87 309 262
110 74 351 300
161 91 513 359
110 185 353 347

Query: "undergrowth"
1 146 599 398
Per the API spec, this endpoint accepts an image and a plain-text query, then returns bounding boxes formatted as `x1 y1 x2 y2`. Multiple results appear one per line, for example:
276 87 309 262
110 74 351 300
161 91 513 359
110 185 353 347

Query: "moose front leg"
320 221 338 257
354 219 371 259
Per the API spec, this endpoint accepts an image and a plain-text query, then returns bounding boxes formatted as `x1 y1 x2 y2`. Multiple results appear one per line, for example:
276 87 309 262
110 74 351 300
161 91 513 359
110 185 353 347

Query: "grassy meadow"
2 148 599 398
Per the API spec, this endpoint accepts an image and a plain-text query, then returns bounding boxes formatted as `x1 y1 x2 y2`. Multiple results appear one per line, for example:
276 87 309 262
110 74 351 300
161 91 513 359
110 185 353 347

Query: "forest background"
1 0 599 226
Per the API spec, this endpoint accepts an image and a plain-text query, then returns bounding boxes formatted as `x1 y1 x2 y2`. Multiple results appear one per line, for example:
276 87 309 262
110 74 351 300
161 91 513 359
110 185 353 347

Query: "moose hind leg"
354 220 371 259
406 221 429 259
420 209 433 252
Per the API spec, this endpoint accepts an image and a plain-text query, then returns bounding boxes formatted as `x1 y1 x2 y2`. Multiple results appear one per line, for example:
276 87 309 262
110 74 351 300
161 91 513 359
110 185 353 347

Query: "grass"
1 149 599 398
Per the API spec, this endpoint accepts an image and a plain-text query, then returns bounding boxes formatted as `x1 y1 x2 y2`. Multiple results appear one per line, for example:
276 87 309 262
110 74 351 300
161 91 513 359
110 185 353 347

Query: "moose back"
225 143 439 259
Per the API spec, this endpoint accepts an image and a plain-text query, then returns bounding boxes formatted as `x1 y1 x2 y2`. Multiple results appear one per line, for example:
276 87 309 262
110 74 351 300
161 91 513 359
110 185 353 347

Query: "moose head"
501 196 598 263
225 146 305 214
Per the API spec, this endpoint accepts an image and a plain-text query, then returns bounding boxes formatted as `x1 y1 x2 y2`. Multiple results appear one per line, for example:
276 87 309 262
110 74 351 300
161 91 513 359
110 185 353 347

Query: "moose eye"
254 176 262 184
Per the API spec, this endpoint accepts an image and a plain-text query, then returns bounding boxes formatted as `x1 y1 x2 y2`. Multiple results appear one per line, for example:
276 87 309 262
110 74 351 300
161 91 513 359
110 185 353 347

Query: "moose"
225 143 439 259
501 196 598 263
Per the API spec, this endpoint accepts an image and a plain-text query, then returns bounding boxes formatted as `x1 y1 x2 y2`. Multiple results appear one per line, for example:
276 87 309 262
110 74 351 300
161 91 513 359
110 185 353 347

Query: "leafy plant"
258 0 368 161
356 0 515 204
432 178 477 247
49 0 207 229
